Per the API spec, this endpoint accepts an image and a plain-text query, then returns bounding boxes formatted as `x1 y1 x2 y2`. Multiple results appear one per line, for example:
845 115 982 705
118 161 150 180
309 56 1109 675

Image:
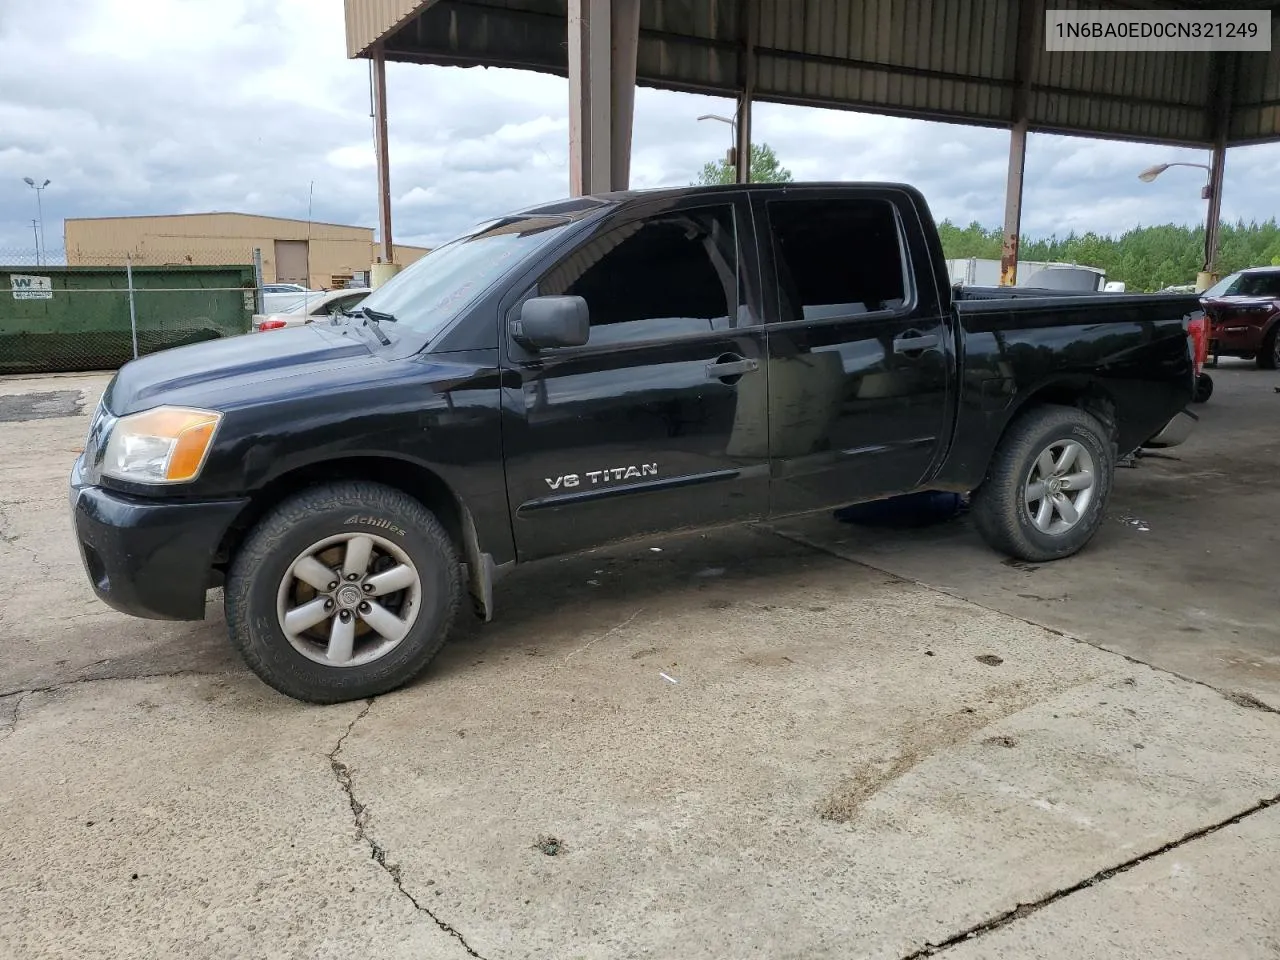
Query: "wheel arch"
933 375 1123 493
1007 378 1119 444
214 455 497 621
975 378 1120 482
1262 312 1280 345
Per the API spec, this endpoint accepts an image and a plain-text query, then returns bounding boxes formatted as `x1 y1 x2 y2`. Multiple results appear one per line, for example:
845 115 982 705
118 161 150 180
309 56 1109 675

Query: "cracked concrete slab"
0 677 474 960
941 803 1280 960
0 389 84 423
0 691 24 742
771 366 1280 711
334 540 1280 960
0 373 241 693
4 368 1280 959
329 700 486 958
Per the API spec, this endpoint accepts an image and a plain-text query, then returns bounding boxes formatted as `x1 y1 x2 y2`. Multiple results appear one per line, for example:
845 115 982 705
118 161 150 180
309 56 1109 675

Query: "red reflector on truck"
258 320 288 332
1187 315 1207 377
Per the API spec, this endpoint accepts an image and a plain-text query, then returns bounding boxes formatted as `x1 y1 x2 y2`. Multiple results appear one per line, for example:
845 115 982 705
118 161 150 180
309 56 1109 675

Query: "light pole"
1137 162 1217 288
23 177 50 266
698 114 745 181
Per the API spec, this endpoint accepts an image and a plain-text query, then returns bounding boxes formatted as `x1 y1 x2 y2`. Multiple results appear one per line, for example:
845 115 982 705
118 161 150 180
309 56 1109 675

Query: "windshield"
311 292 367 316
1204 271 1280 299
355 215 571 339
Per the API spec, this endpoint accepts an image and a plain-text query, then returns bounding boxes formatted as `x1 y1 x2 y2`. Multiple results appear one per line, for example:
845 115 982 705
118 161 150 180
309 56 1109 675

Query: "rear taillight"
257 319 288 332
1186 315 1207 377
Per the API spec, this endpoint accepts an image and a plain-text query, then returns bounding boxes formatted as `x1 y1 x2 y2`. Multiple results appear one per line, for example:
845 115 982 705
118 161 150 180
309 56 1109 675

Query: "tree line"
938 219 1280 291
695 144 1280 292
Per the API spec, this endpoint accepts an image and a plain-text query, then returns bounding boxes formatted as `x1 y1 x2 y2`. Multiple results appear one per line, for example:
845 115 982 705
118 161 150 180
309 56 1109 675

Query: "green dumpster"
0 264 255 375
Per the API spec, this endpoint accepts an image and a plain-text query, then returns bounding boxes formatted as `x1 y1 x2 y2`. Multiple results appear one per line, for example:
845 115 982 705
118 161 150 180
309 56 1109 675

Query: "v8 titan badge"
546 463 658 490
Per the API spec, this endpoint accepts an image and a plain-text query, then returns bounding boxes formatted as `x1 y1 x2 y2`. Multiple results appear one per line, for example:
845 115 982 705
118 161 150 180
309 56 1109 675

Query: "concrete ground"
1 366 1278 960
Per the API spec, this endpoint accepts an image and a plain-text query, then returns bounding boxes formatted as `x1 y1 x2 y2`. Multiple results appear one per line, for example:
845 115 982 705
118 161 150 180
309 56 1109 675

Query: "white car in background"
252 288 371 332
259 290 323 316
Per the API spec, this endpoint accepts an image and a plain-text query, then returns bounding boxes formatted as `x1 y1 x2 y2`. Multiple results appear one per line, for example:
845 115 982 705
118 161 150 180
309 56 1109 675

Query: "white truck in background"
947 257 1125 293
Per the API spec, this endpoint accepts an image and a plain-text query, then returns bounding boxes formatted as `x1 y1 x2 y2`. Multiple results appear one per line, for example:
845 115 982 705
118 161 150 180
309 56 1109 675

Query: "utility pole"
23 177 50 265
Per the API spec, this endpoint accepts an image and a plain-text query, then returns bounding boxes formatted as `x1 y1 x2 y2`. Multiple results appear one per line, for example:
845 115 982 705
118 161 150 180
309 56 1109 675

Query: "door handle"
705 356 759 379
893 332 941 355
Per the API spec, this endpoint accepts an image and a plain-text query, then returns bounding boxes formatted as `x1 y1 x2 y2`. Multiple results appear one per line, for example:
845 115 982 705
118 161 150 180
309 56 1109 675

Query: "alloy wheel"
275 533 422 667
1024 439 1096 535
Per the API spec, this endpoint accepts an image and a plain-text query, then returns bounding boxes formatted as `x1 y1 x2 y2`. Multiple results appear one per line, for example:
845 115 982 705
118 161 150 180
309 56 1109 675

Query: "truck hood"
1202 296 1278 313
104 324 377 416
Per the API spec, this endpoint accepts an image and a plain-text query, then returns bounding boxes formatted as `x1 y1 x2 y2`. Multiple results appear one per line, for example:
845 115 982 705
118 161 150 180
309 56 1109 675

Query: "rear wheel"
1256 326 1280 370
971 405 1114 562
225 481 461 703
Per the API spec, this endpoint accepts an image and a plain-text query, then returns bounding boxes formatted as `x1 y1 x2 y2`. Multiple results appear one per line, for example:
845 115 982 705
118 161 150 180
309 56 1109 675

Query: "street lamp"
23 177 50 266
1137 161 1218 287
698 114 741 178
1137 162 1211 195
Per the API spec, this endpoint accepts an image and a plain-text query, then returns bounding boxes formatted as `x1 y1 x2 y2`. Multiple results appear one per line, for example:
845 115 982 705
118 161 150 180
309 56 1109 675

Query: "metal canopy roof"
346 0 1280 147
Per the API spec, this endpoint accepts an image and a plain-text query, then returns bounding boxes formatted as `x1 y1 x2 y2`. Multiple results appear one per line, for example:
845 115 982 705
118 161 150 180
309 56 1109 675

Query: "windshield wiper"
355 306 393 345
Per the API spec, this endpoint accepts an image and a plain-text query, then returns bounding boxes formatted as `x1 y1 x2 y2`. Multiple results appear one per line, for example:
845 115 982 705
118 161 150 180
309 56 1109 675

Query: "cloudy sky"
2 0 1278 259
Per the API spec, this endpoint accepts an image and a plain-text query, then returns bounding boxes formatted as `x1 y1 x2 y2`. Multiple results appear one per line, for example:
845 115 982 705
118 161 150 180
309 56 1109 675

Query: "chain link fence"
1 248 261 375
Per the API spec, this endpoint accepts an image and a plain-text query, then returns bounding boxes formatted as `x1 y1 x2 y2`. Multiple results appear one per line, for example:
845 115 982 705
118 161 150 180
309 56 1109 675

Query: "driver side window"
538 205 741 347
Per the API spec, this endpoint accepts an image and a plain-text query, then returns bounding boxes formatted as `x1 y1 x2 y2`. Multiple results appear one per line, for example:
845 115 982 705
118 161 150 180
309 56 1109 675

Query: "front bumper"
1209 324 1265 355
69 457 249 620
1142 408 1198 449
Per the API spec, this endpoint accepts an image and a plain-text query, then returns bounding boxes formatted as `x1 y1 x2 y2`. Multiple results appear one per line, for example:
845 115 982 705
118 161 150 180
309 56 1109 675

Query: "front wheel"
971 405 1114 562
225 481 462 703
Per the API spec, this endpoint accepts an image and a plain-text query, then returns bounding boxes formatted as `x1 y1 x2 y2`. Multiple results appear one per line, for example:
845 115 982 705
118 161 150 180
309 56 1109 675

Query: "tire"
1193 373 1214 404
225 481 462 704
971 405 1114 563
1256 326 1279 370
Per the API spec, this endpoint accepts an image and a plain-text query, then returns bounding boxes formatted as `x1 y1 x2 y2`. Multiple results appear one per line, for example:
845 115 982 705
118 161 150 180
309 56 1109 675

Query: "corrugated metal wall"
348 0 1280 147
346 0 424 57
750 0 1014 124
1232 18 1280 144
1031 48 1212 143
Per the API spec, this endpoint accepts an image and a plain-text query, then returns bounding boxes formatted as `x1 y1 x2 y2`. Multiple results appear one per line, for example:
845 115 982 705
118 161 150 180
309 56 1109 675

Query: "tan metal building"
64 212 429 290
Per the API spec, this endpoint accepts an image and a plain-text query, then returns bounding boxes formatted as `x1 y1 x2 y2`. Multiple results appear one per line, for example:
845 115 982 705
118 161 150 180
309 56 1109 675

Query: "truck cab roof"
512 181 922 218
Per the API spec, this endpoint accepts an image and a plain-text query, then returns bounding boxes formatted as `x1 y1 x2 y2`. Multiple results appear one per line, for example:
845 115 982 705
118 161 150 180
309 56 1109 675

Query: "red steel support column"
1000 121 1027 287
1001 0 1041 286
1204 141 1226 276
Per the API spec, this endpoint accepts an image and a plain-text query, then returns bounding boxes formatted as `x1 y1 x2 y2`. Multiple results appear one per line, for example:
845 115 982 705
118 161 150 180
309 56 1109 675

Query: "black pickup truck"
70 183 1201 703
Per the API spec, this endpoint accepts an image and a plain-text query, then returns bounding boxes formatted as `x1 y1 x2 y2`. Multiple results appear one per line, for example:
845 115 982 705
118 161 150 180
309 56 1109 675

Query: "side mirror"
513 296 589 350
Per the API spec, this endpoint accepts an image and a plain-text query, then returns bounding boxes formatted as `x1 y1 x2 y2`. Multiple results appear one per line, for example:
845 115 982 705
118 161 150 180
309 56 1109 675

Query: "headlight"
102 406 223 484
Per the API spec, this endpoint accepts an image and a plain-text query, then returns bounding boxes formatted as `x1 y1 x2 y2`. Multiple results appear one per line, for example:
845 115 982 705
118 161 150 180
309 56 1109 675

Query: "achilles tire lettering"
343 515 406 536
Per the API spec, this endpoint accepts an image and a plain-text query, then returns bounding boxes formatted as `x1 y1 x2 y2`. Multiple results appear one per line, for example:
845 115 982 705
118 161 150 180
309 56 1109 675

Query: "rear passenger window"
538 205 741 346
767 198 909 323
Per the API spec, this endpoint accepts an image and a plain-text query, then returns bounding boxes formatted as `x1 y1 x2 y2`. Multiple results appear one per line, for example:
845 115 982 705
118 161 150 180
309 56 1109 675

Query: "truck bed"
931 286 1203 489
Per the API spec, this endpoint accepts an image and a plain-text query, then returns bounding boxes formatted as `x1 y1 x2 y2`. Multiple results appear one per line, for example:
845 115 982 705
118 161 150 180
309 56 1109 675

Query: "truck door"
752 189 955 515
501 195 770 561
